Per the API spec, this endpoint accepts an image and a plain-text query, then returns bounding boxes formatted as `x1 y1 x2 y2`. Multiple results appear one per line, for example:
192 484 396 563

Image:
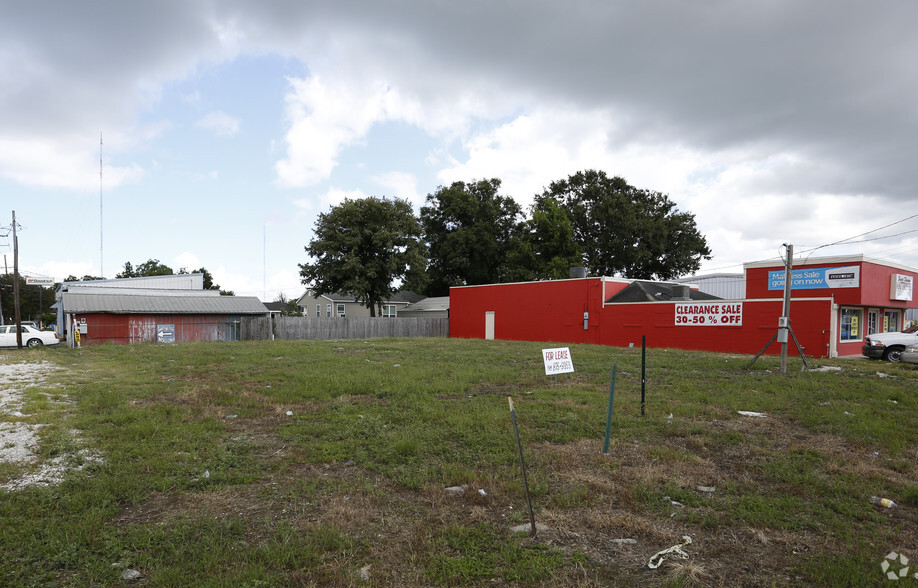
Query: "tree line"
300 169 712 316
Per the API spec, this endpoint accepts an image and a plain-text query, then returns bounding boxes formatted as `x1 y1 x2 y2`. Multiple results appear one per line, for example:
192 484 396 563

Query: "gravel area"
0 357 99 490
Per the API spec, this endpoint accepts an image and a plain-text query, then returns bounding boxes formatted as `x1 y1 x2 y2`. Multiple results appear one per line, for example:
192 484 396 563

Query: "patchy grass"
0 339 916 586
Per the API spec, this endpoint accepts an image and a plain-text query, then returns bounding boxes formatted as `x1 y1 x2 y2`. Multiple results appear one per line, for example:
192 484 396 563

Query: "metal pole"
12 211 22 348
603 365 617 453
641 335 646 416
780 244 793 374
508 397 537 536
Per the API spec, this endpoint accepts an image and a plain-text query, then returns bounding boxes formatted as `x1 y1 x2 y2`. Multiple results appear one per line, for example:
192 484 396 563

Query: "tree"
114 259 232 294
507 195 584 281
299 197 428 317
543 170 711 279
178 267 233 295
420 179 523 295
273 293 303 317
63 275 104 282
1 276 55 326
116 259 173 278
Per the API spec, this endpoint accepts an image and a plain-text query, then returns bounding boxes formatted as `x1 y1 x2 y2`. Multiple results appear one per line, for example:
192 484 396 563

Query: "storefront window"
840 308 862 341
884 310 900 333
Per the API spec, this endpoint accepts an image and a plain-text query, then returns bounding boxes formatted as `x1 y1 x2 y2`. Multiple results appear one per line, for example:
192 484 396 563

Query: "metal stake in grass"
641 335 647 416
603 365 617 453
508 396 537 537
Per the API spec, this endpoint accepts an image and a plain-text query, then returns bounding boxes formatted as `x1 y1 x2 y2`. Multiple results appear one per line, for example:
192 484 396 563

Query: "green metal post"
603 365 617 453
641 335 646 416
508 397 537 536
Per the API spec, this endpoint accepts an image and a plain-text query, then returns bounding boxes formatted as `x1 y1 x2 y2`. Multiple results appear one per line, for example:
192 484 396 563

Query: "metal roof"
61 286 222 297
401 296 449 312
60 273 205 290
605 281 722 303
300 290 425 304
60 292 269 315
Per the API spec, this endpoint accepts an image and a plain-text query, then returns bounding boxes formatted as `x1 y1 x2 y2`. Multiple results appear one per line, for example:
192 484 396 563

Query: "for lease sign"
542 347 574 375
675 302 743 326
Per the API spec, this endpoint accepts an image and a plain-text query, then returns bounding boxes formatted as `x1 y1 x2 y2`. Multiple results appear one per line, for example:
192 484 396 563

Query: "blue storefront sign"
768 265 860 291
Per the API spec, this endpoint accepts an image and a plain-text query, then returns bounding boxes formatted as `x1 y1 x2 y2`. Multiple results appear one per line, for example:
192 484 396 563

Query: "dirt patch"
0 356 100 490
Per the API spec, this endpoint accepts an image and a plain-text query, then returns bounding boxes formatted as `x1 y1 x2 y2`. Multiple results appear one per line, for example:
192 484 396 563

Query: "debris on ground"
645 535 693 570
511 522 548 534
737 411 766 418
870 496 898 508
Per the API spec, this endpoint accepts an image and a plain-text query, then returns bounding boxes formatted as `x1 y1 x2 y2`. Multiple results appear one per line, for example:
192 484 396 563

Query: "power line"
797 213 918 259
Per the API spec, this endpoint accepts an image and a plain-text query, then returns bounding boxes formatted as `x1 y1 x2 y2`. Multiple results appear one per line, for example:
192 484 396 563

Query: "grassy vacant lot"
1 338 916 586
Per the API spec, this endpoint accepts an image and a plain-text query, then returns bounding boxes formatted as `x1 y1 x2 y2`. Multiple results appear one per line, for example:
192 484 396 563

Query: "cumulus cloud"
195 111 240 137
371 172 421 208
173 251 201 271
5 1 918 277
0 137 143 191
292 187 368 214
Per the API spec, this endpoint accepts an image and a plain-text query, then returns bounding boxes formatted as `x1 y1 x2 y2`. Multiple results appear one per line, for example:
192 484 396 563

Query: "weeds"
1 339 916 586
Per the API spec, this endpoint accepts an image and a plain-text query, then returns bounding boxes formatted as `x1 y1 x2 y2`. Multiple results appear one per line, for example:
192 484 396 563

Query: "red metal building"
56 275 268 346
449 255 917 358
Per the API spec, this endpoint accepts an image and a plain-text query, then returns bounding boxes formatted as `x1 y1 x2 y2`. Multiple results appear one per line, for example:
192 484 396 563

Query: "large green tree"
420 179 523 295
543 170 711 279
299 197 427 317
507 195 584 281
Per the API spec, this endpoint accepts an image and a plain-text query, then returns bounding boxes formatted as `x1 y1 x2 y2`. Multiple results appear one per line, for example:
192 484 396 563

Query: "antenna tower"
100 132 104 278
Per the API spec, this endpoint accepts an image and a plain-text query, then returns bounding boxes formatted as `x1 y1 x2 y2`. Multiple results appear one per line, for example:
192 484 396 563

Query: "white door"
485 311 495 340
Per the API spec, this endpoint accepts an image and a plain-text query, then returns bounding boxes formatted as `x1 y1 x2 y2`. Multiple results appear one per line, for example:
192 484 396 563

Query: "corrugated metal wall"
74 314 241 345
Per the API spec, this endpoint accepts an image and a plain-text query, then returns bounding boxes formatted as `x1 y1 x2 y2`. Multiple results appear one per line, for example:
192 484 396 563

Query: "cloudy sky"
2 1 917 300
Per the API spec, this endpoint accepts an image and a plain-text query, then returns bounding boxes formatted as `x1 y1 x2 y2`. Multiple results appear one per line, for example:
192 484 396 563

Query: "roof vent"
672 284 691 300
569 267 587 279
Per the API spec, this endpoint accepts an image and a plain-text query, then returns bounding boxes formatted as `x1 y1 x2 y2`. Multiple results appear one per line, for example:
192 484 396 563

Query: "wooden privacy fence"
241 316 449 341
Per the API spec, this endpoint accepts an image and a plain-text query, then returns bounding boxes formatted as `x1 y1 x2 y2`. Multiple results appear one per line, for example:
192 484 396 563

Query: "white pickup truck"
862 325 918 362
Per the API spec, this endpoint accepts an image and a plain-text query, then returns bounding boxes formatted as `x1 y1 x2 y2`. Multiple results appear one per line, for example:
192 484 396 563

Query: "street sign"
26 277 55 286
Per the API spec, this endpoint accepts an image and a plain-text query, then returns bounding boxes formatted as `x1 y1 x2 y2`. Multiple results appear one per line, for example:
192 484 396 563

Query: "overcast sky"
2 1 917 300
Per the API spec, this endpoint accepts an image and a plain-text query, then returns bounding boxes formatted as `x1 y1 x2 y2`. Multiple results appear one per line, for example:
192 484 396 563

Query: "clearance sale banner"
674 303 743 326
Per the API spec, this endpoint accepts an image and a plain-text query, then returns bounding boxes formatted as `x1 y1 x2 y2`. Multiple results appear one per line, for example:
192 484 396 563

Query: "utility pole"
779 243 793 374
13 210 22 348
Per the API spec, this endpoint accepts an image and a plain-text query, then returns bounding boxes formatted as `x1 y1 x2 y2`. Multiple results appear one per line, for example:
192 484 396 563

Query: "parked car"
861 325 918 362
0 325 60 348
901 343 918 366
